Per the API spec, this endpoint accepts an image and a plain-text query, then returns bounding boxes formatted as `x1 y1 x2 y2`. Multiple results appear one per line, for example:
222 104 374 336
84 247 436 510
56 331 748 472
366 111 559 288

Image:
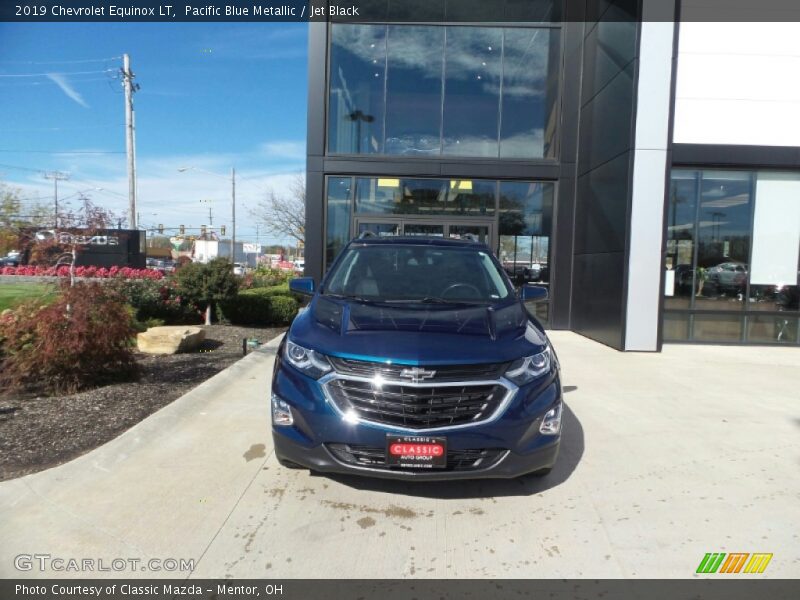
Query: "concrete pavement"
0 332 798 578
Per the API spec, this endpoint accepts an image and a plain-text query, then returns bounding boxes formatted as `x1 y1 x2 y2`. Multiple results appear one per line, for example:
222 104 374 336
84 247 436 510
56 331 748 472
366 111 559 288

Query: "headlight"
283 339 332 379
505 346 551 385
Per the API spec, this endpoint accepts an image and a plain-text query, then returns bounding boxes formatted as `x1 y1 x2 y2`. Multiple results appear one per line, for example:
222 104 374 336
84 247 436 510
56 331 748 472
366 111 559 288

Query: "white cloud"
4 147 305 245
259 141 306 160
45 73 90 108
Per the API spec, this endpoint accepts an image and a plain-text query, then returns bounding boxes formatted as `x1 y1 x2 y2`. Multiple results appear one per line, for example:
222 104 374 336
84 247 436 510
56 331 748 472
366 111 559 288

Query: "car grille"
328 356 508 383
325 379 507 429
327 443 506 472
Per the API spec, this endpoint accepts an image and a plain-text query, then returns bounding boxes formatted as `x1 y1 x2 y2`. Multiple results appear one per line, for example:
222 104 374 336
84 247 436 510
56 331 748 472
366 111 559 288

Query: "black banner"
3 0 800 23
2 580 799 600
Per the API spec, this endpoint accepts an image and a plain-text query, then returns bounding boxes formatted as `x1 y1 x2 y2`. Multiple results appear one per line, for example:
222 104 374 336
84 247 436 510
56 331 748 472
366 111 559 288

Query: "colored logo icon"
696 553 773 574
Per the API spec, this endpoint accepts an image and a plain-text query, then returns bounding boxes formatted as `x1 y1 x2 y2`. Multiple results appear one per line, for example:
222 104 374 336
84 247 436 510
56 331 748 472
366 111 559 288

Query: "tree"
176 258 239 325
0 182 51 256
251 173 305 244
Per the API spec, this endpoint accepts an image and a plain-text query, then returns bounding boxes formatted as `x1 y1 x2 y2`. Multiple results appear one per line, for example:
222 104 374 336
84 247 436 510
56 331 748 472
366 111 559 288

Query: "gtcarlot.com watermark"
14 553 195 573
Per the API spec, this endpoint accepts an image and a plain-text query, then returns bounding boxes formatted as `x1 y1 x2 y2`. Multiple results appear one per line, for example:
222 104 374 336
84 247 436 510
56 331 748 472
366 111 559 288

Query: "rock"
136 326 205 355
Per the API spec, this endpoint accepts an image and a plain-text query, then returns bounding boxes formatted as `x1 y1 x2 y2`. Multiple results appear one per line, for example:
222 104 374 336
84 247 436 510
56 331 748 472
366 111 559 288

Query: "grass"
0 283 58 312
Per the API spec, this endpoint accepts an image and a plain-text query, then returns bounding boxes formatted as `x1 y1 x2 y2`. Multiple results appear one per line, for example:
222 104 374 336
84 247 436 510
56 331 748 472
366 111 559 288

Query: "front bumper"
271 357 563 481
273 429 560 481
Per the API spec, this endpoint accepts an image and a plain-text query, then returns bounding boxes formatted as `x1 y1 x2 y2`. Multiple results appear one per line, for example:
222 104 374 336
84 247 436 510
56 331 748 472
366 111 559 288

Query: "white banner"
751 173 800 286
243 243 260 254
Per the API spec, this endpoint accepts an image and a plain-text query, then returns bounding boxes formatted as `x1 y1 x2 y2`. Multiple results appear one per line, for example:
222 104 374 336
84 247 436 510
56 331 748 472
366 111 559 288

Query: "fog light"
539 404 562 435
271 393 293 426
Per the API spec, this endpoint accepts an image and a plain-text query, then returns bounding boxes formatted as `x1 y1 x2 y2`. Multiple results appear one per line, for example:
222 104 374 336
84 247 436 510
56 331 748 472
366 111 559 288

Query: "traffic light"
158 224 164 234
220 225 226 236
179 225 185 235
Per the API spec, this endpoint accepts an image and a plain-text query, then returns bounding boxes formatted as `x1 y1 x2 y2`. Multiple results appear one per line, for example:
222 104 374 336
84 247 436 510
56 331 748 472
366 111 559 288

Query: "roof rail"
358 230 378 239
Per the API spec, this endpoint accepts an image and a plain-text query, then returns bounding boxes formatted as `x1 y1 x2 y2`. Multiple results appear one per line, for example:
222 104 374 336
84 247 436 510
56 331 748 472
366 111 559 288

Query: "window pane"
442 27 502 157
500 28 559 159
747 172 800 313
692 314 743 342
328 25 386 154
384 26 444 155
445 179 496 216
663 313 690 341
747 315 798 344
325 177 352 270
695 171 752 311
355 178 452 216
664 170 698 309
498 182 554 287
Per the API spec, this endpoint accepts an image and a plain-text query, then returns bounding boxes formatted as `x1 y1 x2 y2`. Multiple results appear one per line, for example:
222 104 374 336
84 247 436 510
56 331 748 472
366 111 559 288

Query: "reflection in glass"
449 224 490 245
404 223 445 237
355 177 494 216
325 177 353 270
498 182 554 293
664 171 698 309
747 315 798 344
357 222 400 237
694 171 752 311
328 25 386 154
384 26 444 155
692 314 743 342
442 27 502 157
500 28 558 158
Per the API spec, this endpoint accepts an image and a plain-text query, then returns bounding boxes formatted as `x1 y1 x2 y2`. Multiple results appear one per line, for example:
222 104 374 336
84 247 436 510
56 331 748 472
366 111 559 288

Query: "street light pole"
231 167 236 262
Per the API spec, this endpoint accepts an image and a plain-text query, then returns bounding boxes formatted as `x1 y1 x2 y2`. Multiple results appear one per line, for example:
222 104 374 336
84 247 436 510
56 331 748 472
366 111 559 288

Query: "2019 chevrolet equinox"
270 235 562 480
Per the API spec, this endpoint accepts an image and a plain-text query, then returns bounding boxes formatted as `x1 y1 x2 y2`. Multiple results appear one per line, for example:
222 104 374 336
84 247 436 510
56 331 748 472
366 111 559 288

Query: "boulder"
137 326 205 355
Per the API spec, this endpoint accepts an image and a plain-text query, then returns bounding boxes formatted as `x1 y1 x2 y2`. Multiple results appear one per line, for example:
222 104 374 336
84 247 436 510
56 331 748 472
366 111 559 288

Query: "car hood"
287 296 547 365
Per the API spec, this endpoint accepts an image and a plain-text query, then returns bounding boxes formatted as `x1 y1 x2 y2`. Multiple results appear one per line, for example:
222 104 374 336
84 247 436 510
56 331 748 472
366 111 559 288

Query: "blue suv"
271 235 562 480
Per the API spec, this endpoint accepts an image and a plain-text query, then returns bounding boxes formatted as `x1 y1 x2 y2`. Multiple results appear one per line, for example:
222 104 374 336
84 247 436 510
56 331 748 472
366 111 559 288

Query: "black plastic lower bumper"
273 431 560 481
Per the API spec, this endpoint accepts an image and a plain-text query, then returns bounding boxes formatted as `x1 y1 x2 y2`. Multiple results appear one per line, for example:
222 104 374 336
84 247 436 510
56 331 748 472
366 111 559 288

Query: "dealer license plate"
386 435 447 469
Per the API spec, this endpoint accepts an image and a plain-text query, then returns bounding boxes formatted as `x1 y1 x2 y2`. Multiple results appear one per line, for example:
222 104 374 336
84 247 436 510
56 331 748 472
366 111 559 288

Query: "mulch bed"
0 325 284 482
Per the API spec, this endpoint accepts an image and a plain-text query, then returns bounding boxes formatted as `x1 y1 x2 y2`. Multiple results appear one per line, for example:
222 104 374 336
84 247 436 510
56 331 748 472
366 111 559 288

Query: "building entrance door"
354 218 493 247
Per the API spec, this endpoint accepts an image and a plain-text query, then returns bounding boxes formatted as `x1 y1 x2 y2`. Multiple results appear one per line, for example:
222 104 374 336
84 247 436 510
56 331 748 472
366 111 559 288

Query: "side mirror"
520 284 548 303
289 277 315 296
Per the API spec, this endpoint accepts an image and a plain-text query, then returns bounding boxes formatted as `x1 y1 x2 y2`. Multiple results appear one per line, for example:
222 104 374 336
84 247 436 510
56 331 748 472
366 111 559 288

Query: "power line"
0 150 125 155
0 56 122 65
0 69 115 78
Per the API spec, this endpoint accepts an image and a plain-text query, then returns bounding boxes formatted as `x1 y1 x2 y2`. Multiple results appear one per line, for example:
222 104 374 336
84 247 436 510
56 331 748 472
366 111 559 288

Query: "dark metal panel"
305 170 326 283
672 144 800 169
571 252 627 350
322 157 560 180
306 22 328 159
551 174 576 329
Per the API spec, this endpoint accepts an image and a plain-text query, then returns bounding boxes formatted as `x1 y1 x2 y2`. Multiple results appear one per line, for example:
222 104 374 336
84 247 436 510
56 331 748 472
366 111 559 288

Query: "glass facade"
325 175 554 323
328 23 560 159
664 169 800 345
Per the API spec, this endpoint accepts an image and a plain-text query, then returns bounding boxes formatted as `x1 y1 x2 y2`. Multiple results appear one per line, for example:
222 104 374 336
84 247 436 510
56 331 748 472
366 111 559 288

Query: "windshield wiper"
323 292 384 304
384 297 486 306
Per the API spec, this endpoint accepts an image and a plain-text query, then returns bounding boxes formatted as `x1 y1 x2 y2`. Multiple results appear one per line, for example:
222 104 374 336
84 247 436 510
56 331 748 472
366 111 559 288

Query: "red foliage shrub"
0 265 162 280
0 282 139 394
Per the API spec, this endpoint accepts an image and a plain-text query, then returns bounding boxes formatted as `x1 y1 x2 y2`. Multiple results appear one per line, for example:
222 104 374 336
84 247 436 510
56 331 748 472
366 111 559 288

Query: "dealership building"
304 0 800 350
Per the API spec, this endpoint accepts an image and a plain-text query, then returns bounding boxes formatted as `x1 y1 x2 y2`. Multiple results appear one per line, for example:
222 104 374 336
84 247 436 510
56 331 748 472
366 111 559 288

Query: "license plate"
386 435 447 469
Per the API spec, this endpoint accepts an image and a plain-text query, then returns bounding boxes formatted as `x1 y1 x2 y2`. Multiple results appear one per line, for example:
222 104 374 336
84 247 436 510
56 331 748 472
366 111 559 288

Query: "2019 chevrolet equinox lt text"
270 235 563 480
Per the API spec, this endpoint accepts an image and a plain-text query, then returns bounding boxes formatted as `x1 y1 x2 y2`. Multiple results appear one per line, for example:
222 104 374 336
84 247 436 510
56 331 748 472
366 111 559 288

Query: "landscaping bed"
0 324 284 481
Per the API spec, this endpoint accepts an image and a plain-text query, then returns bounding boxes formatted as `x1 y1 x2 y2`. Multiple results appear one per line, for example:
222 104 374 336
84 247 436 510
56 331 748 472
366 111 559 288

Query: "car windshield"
324 244 512 304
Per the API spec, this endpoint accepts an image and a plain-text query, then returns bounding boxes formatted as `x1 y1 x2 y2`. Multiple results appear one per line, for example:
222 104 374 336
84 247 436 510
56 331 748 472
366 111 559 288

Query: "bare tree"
251 173 305 244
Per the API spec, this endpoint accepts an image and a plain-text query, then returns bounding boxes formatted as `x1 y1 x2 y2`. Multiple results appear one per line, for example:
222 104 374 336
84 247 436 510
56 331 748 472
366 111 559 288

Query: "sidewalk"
0 332 797 578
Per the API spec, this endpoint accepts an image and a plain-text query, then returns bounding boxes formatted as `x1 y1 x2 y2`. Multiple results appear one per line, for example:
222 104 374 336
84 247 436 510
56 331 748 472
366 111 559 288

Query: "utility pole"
44 171 69 228
200 199 213 225
231 167 236 262
122 53 139 228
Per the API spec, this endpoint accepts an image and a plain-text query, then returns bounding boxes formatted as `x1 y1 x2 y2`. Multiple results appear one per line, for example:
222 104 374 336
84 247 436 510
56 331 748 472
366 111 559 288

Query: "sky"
0 22 308 245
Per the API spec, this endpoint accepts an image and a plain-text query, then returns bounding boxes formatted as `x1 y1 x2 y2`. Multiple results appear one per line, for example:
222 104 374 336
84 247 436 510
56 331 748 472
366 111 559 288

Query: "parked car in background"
0 253 21 267
233 262 246 276
293 259 305 275
704 261 748 295
271 235 562 480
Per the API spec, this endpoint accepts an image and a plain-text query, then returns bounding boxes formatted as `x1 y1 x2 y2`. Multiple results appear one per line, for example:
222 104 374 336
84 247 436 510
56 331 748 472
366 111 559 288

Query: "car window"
325 245 511 303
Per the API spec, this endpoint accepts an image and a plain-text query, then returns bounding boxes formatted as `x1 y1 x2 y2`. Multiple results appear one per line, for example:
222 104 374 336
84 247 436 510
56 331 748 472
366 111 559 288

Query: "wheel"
531 467 553 477
276 455 304 469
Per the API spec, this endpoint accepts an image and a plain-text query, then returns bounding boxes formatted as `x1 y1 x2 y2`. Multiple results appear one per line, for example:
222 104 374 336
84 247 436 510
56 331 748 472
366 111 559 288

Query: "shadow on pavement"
321 402 584 500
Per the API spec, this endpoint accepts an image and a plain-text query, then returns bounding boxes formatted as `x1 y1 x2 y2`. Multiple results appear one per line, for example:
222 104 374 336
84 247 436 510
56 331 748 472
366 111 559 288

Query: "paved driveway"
0 332 797 579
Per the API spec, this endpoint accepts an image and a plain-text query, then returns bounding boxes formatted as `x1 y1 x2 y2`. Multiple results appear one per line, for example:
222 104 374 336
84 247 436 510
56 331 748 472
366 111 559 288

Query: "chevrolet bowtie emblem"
399 367 437 383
